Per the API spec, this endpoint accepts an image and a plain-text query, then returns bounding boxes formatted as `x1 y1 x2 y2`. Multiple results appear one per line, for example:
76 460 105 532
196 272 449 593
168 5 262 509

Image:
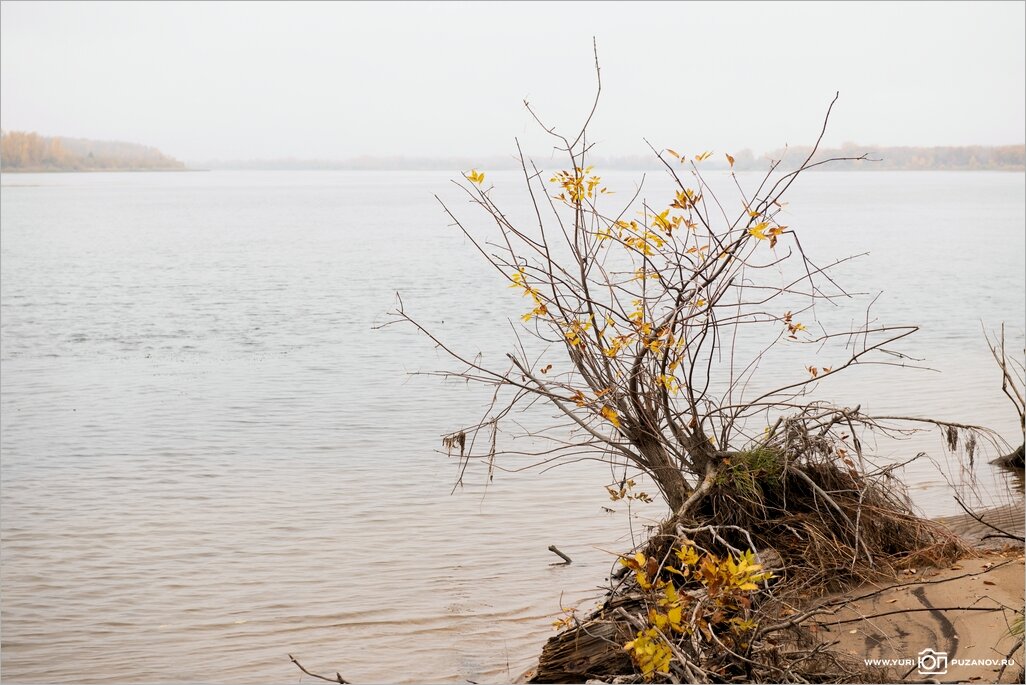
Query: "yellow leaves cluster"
564 319 592 347
623 230 665 256
650 208 687 236
596 207 690 254
603 335 629 358
677 544 700 568
623 628 672 679
747 221 787 247
783 311 806 339
632 268 660 282
619 545 771 678
656 374 680 394
510 268 550 322
552 605 577 630
628 300 650 332
597 219 635 242
650 582 686 633
594 301 681 372
600 404 622 428
670 189 701 213
466 169 485 185
522 304 548 322
701 549 771 594
651 209 672 233
550 166 606 204
566 388 623 432
621 551 660 590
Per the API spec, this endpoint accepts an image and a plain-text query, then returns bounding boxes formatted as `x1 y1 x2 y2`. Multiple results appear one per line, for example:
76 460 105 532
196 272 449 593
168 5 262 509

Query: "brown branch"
288 654 350 684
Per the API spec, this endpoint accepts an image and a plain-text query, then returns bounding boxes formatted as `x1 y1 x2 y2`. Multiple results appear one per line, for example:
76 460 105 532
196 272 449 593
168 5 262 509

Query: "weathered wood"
548 545 573 564
529 597 639 683
991 443 1024 468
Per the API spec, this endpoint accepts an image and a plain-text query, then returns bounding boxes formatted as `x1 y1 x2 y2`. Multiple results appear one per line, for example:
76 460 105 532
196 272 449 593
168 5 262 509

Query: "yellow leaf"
726 153 735 167
748 222 769 240
666 149 680 159
467 169 485 185
695 150 713 162
676 545 700 567
651 209 672 232
601 405 622 428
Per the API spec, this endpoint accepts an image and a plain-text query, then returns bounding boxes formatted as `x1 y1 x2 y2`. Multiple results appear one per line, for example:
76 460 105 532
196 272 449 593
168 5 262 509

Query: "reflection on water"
1 170 1023 683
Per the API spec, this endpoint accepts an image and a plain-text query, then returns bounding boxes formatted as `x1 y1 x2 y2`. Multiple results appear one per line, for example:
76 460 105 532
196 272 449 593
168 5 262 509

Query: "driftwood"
529 596 639 683
991 443 1025 468
548 545 573 564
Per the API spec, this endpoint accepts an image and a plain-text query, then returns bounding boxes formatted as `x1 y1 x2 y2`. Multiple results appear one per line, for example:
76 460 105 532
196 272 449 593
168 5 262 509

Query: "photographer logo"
917 648 948 676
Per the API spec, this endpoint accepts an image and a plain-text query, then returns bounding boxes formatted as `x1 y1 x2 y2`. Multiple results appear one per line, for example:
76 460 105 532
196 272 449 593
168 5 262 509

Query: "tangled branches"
385 47 1005 683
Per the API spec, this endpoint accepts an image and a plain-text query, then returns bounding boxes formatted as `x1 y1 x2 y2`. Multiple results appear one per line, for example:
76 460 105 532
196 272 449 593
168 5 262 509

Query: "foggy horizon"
2 1 1024 164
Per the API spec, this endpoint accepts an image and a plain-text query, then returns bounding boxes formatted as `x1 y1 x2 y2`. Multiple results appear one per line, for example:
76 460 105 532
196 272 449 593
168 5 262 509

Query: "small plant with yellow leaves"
623 628 672 680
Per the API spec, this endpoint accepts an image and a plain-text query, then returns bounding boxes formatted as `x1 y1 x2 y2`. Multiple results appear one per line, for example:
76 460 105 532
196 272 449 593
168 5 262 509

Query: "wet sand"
825 552 1024 683
936 500 1025 549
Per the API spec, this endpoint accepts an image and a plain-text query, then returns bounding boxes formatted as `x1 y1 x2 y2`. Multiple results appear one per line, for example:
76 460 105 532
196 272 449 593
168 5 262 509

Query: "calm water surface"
1 170 1024 683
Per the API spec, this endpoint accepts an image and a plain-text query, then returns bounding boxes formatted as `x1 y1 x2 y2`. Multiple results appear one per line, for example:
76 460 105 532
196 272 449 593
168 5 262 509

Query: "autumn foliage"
0 130 184 171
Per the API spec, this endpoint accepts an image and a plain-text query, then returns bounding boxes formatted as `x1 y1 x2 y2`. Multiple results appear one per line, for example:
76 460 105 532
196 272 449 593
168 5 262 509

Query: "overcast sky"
2 1 1024 162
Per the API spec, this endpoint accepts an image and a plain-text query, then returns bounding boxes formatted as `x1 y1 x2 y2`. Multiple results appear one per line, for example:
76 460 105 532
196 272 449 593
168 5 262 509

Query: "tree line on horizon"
2 129 1022 172
0 130 185 172
203 143 1025 172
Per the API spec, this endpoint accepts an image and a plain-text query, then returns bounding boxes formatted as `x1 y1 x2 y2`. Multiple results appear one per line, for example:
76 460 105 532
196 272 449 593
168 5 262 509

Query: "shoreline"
0 167 194 174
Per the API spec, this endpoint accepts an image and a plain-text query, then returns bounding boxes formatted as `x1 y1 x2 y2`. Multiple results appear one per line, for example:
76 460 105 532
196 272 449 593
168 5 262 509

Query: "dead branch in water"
288 654 349 684
985 323 1026 467
547 545 573 564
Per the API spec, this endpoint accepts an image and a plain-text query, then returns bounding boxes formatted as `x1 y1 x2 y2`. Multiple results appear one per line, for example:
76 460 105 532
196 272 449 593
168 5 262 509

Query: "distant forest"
203 144 1025 172
721 143 1025 172
2 129 1021 173
0 131 185 172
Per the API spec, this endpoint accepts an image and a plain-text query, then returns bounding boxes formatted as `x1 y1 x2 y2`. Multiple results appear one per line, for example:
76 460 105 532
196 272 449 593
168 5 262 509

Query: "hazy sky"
2 1 1024 162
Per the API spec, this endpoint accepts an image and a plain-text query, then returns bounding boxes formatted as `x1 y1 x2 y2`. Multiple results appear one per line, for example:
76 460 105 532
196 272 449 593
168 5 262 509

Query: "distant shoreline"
0 167 199 174
4 166 1023 174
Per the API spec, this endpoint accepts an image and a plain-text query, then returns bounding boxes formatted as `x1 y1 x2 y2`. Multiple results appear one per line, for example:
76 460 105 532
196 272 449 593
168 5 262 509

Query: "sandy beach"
822 551 1023 683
